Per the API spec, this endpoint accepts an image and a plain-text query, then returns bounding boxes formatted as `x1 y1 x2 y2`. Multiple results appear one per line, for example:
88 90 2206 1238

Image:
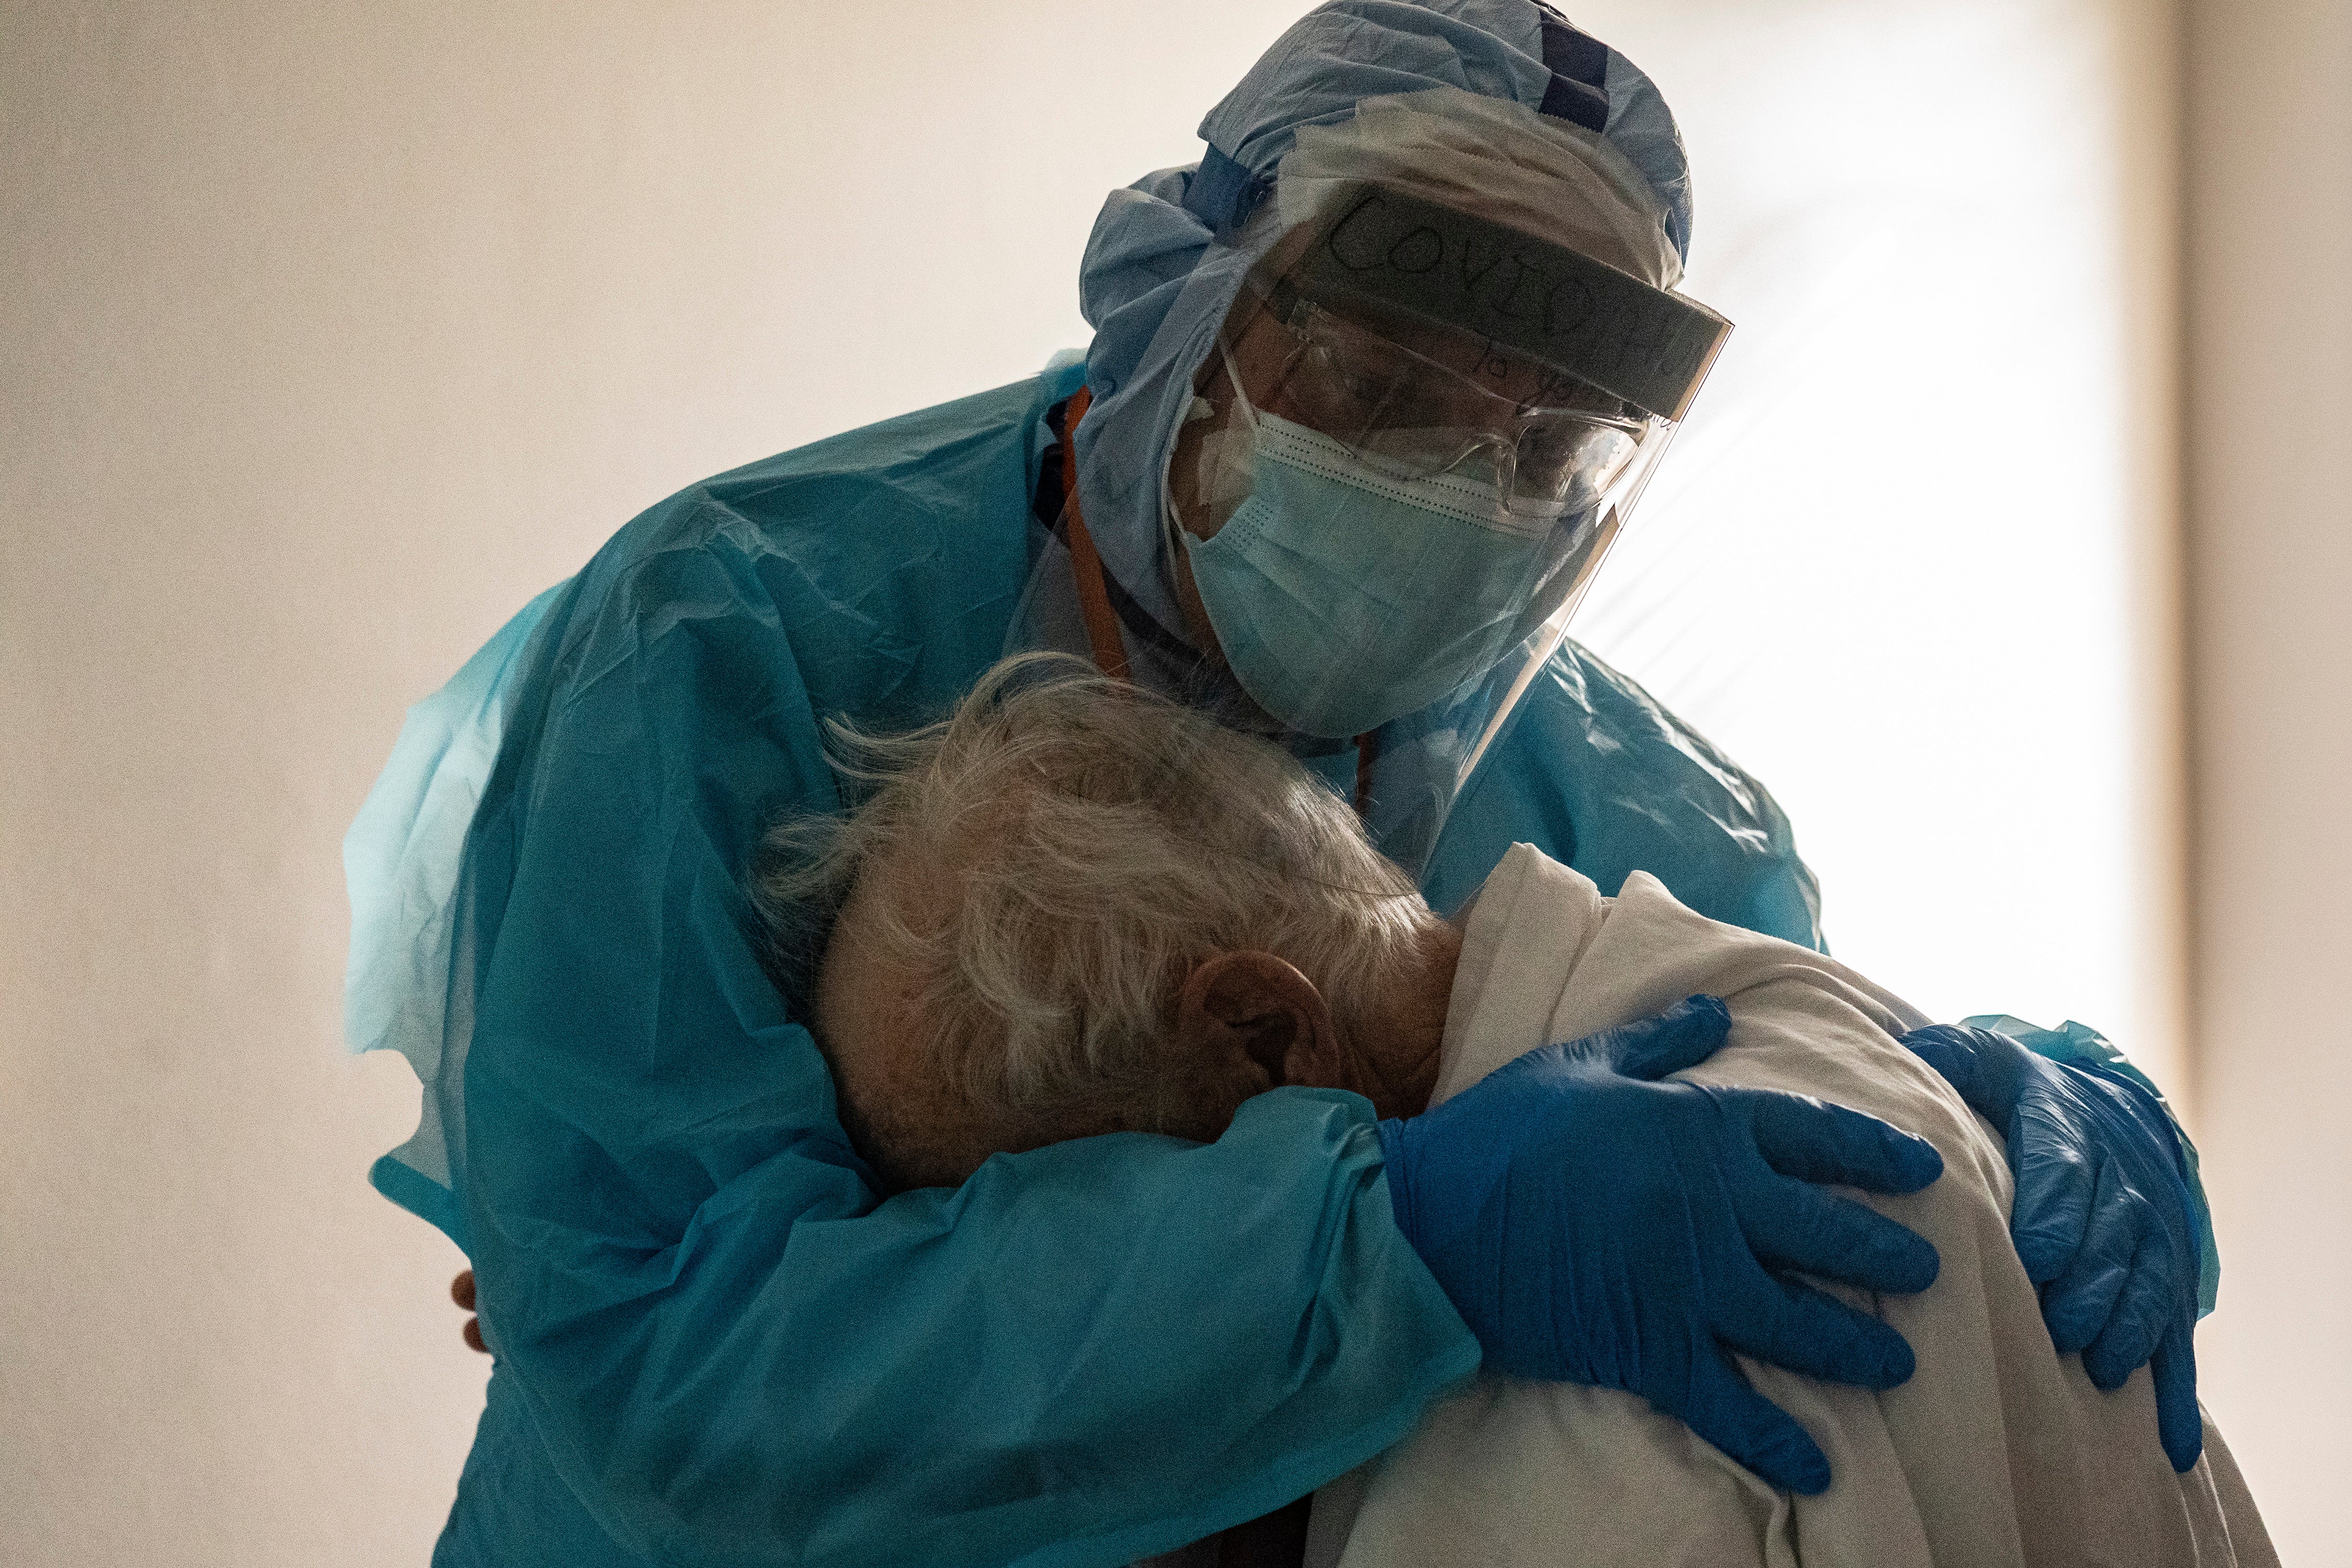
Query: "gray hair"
753 653 1437 1129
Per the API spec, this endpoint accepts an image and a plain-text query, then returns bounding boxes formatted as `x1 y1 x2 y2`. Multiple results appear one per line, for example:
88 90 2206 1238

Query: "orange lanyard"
1054 390 1379 818
1055 388 1132 682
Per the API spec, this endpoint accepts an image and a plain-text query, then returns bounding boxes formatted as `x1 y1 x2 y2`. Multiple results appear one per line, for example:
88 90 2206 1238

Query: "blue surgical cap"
1071 0 1694 635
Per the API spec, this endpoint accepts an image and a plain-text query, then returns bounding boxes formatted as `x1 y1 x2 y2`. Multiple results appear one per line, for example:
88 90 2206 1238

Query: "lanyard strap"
1056 390 1378 819
1055 388 1132 683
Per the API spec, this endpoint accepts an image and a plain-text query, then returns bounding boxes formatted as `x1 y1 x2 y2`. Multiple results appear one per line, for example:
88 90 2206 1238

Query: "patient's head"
754 655 1459 1191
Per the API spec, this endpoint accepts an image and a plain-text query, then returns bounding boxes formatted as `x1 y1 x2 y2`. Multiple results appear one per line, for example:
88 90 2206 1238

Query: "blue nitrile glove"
1376 995 1945 1495
1900 1023 2202 1471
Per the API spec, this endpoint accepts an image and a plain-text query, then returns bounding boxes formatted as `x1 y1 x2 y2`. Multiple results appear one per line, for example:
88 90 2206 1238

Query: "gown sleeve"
1423 640 1825 949
353 388 1478 1568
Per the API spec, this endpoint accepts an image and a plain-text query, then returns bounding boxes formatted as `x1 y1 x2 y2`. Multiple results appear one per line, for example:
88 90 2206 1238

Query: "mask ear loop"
1164 333 1266 559
1215 334 1261 434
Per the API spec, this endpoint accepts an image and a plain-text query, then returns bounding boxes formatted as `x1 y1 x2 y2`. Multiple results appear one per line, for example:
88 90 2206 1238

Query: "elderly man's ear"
1171 951 1347 1100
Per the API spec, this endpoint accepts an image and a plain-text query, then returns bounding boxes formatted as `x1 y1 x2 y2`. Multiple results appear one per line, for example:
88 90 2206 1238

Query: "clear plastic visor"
1233 274 1660 519
1150 234 1708 867
1034 172 1732 874
1166 281 1685 736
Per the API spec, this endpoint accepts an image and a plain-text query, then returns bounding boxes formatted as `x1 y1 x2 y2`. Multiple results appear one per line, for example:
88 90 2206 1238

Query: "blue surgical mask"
1177 368 1560 741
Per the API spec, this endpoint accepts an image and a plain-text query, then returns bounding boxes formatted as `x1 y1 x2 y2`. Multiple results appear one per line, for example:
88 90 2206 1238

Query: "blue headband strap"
1184 11 1616 239
1181 146 1272 241
1286 181 1731 420
1536 16 1609 132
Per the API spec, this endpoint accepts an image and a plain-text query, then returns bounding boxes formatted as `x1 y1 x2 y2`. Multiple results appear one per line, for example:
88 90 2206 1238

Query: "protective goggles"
1246 295 1652 514
1240 181 1732 511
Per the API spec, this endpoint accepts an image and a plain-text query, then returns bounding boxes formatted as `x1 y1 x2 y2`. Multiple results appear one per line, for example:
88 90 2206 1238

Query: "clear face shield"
1161 180 1731 830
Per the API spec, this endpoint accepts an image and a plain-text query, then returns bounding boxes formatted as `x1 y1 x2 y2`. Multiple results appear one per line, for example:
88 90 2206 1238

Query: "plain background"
3 0 2344 1562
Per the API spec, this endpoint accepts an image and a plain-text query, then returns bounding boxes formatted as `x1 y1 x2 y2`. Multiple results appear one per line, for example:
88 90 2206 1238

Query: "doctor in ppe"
353 4 2217 1565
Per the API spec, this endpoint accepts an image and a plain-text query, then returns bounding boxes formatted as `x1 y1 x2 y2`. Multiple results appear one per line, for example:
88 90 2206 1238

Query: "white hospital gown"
1304 843 2275 1568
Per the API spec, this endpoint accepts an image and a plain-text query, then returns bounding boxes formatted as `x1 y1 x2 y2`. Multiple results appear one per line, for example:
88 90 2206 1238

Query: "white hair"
753 653 1439 1130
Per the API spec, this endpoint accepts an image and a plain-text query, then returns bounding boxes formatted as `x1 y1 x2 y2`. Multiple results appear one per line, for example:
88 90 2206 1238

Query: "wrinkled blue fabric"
1904 1022 2210 1474
345 579 567 1242
1378 996 1945 1497
352 362 1845 1567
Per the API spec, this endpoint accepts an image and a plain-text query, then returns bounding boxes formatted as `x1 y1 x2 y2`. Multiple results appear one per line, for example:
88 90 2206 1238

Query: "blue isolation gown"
349 360 1846 1568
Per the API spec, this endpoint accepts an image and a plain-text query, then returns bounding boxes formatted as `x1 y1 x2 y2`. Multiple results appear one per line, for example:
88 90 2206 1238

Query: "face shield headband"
1283 181 1731 424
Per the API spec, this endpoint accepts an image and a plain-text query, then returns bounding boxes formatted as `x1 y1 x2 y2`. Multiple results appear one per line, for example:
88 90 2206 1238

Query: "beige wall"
1573 0 2190 1091
0 4 1300 1561
2183 1 2352 1561
1 0 2335 1562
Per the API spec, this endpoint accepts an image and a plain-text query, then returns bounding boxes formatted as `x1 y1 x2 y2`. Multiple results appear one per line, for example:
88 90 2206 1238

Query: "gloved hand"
1900 1023 2202 1471
1377 995 1944 1495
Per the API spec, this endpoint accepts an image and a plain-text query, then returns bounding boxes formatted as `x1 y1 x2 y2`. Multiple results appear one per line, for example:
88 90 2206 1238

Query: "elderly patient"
755 655 2273 1568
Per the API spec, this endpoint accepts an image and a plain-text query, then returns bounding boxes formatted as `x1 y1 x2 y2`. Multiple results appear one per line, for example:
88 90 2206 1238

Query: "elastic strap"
1183 19 1607 233
1536 13 1611 132
1181 144 1273 241
1353 727 1381 819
